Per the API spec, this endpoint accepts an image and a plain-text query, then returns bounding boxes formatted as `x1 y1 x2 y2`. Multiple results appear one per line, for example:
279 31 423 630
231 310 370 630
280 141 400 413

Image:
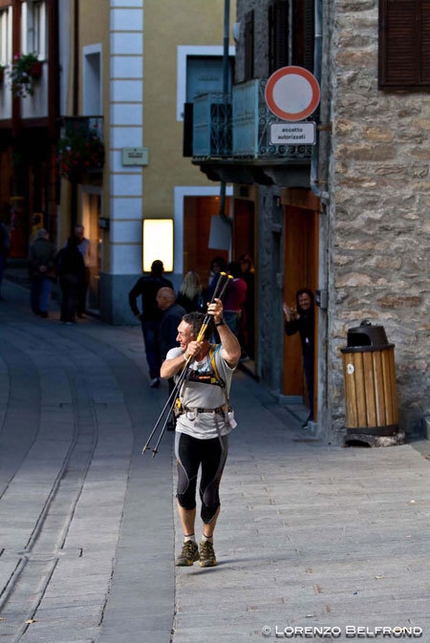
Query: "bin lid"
346 320 390 348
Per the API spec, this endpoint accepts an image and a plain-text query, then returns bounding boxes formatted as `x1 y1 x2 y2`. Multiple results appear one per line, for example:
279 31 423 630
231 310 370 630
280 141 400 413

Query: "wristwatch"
215 319 225 327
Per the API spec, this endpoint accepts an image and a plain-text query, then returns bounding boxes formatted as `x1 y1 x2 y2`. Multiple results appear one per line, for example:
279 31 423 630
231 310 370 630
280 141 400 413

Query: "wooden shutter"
244 10 255 81
269 1 289 75
292 0 315 72
379 0 430 88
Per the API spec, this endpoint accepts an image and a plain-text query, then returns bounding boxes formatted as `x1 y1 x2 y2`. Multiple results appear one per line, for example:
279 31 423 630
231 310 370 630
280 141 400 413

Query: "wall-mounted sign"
270 122 316 145
265 66 320 122
122 147 149 166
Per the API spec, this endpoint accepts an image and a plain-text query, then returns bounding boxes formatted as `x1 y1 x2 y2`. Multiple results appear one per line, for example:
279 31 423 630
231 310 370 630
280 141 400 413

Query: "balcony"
192 79 313 188
192 93 232 158
59 116 105 182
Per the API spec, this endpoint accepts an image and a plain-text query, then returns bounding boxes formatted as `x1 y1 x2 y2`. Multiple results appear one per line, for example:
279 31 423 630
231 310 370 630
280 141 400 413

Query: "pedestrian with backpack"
160 301 241 568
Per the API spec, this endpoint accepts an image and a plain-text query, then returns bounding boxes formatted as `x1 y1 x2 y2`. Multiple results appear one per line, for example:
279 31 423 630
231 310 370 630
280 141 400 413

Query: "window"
176 46 235 121
244 10 255 81
23 0 46 59
186 56 233 103
379 0 430 89
0 6 12 66
268 0 315 75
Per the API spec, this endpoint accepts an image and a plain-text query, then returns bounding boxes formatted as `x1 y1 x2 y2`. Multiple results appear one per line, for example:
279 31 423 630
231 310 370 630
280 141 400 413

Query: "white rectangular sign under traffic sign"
270 122 316 145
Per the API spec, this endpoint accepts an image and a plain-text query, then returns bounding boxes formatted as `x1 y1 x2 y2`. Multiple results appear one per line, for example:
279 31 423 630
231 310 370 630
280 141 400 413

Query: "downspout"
312 0 331 436
310 0 329 202
70 0 79 231
48 0 59 236
219 0 232 225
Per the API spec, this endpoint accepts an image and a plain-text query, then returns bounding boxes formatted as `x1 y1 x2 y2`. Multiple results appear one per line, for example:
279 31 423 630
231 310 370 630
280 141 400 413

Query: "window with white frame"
23 0 46 59
0 6 12 67
177 45 235 121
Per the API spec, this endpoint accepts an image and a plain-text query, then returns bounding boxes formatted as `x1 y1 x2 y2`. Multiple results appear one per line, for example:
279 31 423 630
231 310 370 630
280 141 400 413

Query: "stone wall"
328 0 430 437
234 0 430 439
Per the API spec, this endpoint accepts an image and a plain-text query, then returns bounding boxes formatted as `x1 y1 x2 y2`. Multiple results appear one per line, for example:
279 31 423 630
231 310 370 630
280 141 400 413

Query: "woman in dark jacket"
283 288 315 426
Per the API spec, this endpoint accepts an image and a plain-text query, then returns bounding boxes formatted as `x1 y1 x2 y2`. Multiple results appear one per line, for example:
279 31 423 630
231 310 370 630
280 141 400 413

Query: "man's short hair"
151 259 164 274
183 312 212 340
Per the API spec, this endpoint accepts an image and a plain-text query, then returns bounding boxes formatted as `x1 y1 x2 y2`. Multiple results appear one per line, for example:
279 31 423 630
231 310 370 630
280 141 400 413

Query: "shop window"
379 0 430 89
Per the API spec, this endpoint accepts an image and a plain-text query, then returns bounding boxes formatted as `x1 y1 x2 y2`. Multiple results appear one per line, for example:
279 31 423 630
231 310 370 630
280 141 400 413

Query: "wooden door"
282 204 319 417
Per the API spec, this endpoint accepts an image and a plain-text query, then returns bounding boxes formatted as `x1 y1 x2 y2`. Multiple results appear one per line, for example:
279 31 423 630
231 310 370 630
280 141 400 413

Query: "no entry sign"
265 66 320 122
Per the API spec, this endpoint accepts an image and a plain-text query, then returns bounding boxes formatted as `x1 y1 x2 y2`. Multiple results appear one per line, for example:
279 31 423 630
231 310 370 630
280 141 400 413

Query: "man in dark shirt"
128 260 173 387
156 287 186 430
156 287 187 362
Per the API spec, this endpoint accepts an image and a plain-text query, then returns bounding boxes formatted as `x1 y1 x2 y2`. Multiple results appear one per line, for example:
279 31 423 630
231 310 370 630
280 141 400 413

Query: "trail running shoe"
175 540 199 566
199 540 217 567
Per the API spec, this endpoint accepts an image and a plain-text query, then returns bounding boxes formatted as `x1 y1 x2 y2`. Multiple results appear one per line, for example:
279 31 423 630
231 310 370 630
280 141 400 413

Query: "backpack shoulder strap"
208 344 226 390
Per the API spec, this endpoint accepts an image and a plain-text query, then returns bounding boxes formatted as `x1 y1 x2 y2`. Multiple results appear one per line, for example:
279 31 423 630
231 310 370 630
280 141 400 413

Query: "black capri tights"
175 432 229 524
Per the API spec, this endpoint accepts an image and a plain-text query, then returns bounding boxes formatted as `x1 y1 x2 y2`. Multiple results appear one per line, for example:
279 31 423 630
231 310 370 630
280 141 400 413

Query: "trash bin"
341 320 399 439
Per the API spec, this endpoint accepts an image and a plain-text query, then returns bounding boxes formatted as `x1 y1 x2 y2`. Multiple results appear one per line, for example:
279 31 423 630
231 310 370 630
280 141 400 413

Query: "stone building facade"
230 0 430 442
328 0 430 438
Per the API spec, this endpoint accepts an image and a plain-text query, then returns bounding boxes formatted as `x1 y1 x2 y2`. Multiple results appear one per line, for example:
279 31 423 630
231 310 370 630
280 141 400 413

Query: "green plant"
57 127 105 182
8 52 41 97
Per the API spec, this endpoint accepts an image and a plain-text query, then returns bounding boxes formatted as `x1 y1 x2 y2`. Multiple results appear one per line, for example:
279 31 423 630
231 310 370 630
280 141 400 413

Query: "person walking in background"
0 221 10 300
73 224 91 318
207 256 227 300
55 236 86 325
156 287 187 430
29 228 56 318
160 301 241 568
283 288 315 428
156 288 187 363
238 254 255 360
128 260 173 388
223 261 247 344
177 270 205 313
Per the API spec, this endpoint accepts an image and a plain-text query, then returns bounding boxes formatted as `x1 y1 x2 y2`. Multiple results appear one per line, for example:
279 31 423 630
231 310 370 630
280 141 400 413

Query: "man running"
160 298 241 567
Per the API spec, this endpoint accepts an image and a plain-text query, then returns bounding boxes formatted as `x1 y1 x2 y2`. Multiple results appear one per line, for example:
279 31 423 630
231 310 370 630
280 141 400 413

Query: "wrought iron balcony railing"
192 93 232 158
192 80 312 162
63 116 104 141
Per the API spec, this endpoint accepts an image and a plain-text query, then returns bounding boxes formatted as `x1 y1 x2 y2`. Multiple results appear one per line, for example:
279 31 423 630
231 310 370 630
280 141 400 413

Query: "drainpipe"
219 0 232 225
70 0 79 231
310 0 329 202
312 0 331 434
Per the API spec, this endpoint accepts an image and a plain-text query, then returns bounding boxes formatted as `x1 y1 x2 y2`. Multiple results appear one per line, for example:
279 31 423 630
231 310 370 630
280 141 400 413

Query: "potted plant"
57 127 105 183
8 52 42 98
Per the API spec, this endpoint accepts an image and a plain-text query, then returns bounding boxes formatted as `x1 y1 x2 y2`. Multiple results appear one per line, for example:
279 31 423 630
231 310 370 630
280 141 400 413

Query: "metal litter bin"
341 321 399 438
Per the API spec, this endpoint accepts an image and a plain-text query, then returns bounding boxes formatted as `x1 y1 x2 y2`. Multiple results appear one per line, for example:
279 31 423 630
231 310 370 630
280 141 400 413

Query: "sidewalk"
0 274 429 643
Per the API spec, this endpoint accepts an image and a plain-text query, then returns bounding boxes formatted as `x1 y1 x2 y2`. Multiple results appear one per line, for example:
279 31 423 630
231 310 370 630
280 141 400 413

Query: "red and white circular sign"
265 66 320 122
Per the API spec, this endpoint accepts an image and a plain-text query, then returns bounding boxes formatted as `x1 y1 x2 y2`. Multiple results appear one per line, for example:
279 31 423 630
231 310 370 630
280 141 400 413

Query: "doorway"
82 190 102 313
282 198 319 418
183 195 230 291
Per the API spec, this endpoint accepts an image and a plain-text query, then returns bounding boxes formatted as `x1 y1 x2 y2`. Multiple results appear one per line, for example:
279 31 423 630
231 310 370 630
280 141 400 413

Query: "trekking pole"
142 272 232 457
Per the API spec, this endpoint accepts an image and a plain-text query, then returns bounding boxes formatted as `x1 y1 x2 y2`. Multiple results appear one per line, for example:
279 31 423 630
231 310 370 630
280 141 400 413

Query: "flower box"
58 123 105 183
8 52 43 97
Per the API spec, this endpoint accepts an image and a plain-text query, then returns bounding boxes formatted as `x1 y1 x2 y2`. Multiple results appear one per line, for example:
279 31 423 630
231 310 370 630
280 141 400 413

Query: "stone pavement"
0 275 430 643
